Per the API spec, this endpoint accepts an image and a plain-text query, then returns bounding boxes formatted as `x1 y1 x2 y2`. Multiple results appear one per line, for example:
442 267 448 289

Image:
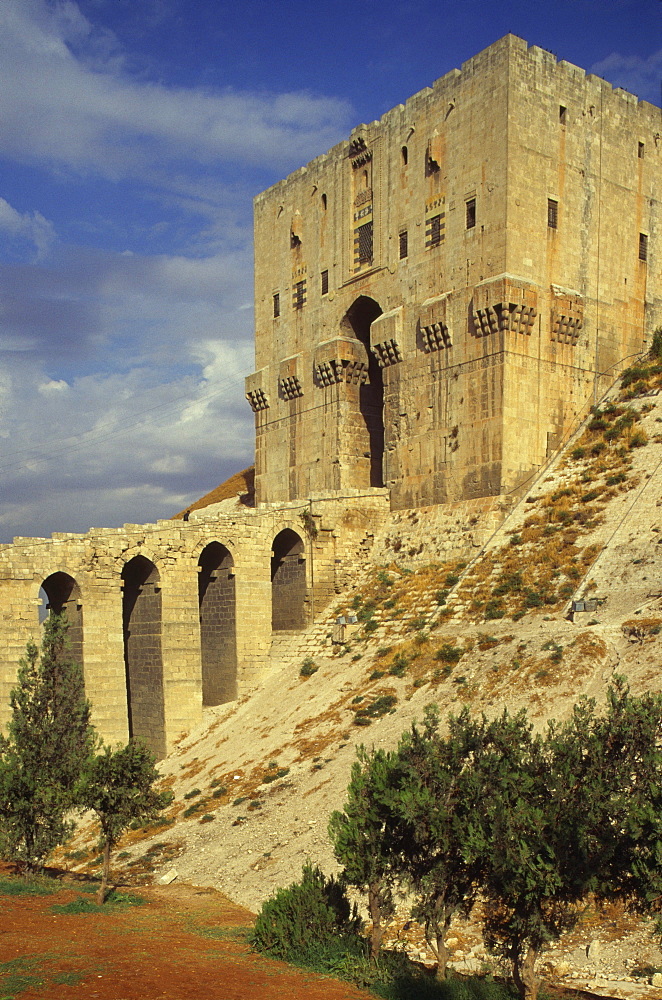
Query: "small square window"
293 280 306 309
273 292 280 318
548 199 558 229
559 105 567 125
321 269 329 295
466 198 476 230
399 230 408 259
639 233 648 262
638 142 645 159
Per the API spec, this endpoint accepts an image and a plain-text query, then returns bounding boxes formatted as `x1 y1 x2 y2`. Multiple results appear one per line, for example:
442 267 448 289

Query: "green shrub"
388 653 409 677
211 786 227 798
263 767 290 783
353 695 398 725
484 599 505 620
629 430 648 448
183 788 201 800
523 590 544 609
435 589 449 605
357 599 378 623
250 864 362 961
650 328 662 360
300 658 318 678
433 644 463 665
183 800 205 818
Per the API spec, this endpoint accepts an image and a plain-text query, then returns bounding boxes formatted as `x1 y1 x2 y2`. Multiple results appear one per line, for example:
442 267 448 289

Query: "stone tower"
247 34 661 510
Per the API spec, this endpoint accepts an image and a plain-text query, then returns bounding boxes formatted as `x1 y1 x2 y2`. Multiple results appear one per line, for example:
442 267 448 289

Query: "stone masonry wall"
249 34 660 511
0 493 390 755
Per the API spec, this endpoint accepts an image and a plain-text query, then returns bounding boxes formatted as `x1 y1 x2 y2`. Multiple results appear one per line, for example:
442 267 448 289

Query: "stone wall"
0 492 390 756
248 34 661 511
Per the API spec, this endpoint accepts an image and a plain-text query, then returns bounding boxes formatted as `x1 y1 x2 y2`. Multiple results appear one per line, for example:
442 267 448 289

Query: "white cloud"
0 0 351 181
0 197 55 259
38 378 69 393
591 47 662 104
0 239 256 540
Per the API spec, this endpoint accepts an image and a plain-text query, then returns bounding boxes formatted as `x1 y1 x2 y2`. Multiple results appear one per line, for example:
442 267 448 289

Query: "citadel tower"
247 34 661 510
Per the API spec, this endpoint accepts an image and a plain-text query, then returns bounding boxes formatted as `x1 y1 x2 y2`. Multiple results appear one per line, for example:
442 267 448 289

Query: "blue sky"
0 0 660 542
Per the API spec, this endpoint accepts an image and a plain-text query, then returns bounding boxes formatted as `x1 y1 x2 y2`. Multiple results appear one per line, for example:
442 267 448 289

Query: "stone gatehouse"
248 34 660 509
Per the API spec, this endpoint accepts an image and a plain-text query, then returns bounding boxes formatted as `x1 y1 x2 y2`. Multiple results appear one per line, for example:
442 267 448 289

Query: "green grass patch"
50 889 145 915
0 875 60 897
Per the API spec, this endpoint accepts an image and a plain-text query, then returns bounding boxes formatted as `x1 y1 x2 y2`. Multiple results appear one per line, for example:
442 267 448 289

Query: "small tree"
78 740 171 904
0 614 94 871
394 705 488 979
251 863 361 960
477 710 583 1000
329 746 399 960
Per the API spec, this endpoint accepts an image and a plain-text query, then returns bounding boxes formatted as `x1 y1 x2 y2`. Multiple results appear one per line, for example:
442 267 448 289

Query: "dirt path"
0 877 367 1000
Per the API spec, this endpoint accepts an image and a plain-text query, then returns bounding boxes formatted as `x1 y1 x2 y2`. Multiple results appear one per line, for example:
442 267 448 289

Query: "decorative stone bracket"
472 275 538 337
245 368 270 412
278 354 304 399
550 285 584 345
419 293 452 351
314 337 368 386
370 307 403 367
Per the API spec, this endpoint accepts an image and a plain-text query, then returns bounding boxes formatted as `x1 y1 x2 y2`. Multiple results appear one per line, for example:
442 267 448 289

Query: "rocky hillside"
62 357 662 995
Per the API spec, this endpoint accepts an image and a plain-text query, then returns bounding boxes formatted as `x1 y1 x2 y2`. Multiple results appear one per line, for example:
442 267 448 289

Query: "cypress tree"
0 613 95 871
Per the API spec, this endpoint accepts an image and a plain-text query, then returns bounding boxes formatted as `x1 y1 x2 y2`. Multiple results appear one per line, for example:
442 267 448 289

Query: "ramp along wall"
248 33 661 511
0 494 389 757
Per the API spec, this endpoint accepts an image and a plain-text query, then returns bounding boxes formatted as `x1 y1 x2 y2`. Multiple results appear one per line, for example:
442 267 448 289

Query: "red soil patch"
0 875 366 1000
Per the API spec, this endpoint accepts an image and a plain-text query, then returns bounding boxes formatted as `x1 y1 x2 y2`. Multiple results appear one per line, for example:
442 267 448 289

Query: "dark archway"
198 542 237 706
41 572 83 674
271 529 306 631
340 295 385 487
121 555 166 759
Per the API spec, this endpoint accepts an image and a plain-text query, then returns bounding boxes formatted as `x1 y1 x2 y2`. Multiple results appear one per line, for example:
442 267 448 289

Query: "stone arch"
198 542 237 706
121 554 165 759
271 528 306 631
340 295 385 487
40 572 83 673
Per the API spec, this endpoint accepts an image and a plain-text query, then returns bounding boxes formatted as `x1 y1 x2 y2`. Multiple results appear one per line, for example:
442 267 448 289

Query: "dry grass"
621 617 662 641
450 397 650 623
